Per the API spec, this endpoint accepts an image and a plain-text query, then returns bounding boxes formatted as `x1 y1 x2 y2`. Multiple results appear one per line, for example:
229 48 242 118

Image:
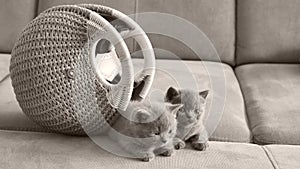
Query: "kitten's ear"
199 90 209 99
165 86 180 102
134 109 151 122
166 103 183 116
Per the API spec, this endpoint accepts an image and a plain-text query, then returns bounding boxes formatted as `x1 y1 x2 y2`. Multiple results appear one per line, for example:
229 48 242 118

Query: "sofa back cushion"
0 0 37 53
237 0 300 65
136 0 236 65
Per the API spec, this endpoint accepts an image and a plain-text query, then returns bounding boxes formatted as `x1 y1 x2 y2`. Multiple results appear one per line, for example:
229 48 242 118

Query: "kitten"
109 101 182 162
165 86 209 151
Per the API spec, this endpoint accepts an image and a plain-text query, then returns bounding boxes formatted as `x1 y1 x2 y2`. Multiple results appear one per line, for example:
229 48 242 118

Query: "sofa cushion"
0 130 274 169
236 64 300 144
0 52 250 142
133 58 251 142
136 0 236 65
264 145 300 169
0 0 37 53
0 54 10 80
237 0 300 64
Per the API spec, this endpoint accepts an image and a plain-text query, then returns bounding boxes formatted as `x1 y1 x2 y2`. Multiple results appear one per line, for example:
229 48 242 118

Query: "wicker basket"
9 4 155 136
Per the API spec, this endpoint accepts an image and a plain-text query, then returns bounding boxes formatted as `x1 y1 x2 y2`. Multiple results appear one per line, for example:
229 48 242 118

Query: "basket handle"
87 11 134 111
110 9 155 100
79 4 156 101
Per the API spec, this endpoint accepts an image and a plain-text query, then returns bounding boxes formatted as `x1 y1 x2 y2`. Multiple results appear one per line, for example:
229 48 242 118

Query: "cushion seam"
253 134 293 145
209 135 250 143
262 146 280 169
234 69 254 143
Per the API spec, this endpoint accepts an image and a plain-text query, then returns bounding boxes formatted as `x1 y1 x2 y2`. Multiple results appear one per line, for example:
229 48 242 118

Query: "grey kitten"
165 86 209 151
109 101 182 162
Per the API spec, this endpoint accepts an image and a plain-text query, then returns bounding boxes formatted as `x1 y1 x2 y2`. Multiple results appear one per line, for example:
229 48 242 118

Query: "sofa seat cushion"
0 54 10 80
264 144 300 169
0 130 274 169
133 59 250 142
0 53 249 142
236 64 300 144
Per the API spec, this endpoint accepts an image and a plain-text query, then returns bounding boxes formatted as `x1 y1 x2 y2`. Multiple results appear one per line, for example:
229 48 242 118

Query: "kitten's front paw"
174 141 186 150
191 142 209 151
141 153 155 162
160 149 174 157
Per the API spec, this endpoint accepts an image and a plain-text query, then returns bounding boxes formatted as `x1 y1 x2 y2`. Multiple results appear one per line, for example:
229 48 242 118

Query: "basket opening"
95 39 122 84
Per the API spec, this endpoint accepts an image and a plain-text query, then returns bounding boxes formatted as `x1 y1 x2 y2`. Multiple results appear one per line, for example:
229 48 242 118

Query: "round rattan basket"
9 4 155 136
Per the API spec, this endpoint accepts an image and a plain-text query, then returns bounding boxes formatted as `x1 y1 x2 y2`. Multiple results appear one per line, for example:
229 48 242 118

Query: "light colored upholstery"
133 58 251 142
237 0 300 64
0 0 37 53
236 64 300 145
0 54 250 142
0 130 274 169
0 54 10 80
136 0 236 65
264 145 300 169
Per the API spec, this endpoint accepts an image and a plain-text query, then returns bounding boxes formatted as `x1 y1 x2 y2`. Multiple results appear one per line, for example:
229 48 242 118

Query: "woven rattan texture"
10 6 120 136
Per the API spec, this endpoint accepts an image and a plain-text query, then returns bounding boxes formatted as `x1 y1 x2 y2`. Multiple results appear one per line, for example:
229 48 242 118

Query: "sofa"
0 0 300 168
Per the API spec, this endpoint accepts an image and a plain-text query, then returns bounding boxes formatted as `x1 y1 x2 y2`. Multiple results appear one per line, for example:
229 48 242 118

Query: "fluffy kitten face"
165 87 209 125
126 102 182 145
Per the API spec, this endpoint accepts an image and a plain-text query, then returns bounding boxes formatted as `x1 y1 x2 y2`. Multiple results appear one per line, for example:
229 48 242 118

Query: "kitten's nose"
161 138 167 143
186 114 193 119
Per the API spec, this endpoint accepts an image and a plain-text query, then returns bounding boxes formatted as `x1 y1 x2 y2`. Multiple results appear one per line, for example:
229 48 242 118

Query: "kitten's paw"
191 142 209 151
141 153 155 162
160 149 174 157
174 141 186 150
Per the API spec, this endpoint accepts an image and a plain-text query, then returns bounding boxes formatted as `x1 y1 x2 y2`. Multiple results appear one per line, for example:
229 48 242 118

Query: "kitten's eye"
154 132 160 135
169 130 172 134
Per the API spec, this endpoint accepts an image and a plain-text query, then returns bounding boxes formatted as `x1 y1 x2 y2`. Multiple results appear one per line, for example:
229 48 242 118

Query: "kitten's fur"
109 101 182 162
165 87 209 151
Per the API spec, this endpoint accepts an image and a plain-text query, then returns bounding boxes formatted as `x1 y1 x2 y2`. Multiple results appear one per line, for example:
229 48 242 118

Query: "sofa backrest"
0 0 37 53
237 0 300 65
0 0 236 65
134 0 236 65
1 0 299 66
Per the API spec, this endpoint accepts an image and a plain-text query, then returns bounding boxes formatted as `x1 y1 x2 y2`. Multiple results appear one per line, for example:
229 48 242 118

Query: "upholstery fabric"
236 64 300 145
0 54 250 142
237 0 300 64
133 58 251 142
264 144 300 169
0 0 37 53
136 0 236 65
0 130 274 169
0 54 10 80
